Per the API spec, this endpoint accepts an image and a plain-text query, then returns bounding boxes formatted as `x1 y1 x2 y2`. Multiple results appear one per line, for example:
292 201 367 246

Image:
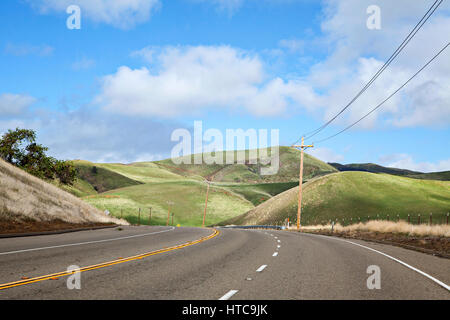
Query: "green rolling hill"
218 171 450 226
67 147 336 226
155 146 337 183
329 162 450 181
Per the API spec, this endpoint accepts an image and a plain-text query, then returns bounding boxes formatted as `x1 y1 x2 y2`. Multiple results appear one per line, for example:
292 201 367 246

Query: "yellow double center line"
0 228 219 291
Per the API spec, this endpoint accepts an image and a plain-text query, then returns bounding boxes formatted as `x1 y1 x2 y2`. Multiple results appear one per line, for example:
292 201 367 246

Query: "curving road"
0 226 448 299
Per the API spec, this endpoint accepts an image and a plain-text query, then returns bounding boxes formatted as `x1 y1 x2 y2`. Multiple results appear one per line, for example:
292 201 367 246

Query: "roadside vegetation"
0 128 76 185
300 220 450 238
0 157 126 230
298 220 450 257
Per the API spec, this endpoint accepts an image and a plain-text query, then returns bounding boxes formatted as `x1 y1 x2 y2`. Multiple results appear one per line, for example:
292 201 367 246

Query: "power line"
296 0 443 144
312 41 450 145
303 0 442 140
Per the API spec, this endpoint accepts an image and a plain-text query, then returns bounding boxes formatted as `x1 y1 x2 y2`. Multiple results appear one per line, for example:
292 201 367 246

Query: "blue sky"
0 0 449 172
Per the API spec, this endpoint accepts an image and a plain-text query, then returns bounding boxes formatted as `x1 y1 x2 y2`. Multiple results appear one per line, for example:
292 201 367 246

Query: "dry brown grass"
0 158 128 225
298 220 450 237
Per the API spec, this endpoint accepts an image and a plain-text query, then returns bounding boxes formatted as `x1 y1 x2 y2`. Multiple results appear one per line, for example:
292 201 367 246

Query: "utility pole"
167 201 174 226
292 137 314 231
202 180 211 228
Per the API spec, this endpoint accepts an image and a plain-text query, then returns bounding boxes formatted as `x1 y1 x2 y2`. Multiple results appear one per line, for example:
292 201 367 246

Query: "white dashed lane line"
307 233 450 292
219 290 239 300
272 252 278 257
256 265 267 272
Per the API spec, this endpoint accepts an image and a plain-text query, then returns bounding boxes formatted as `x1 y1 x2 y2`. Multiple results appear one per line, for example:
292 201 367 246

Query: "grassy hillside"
156 147 337 183
83 180 254 227
329 163 450 181
73 160 143 193
220 182 299 206
98 162 188 183
0 158 125 229
407 171 450 181
56 176 98 198
218 172 450 226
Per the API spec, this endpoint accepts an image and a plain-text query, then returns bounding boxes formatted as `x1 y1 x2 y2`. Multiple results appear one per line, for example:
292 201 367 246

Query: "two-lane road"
0 226 448 299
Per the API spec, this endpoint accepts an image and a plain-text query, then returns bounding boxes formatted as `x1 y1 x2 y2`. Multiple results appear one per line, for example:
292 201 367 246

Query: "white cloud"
291 0 450 129
0 94 36 116
28 0 161 29
97 45 316 117
307 147 344 163
379 154 450 173
72 58 96 71
5 43 54 57
0 100 183 163
278 39 305 53
130 47 156 62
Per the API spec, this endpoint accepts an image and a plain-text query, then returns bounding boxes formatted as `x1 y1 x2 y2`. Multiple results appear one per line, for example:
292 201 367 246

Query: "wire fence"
274 212 450 227
105 208 176 226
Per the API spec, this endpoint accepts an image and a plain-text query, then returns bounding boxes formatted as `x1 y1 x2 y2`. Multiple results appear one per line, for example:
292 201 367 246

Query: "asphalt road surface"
0 226 448 299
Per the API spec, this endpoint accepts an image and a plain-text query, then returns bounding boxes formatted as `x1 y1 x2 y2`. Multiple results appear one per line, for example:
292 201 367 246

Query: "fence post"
120 209 123 219
418 214 421 225
387 214 389 221
397 214 399 222
138 208 141 226
447 213 449 225
408 214 410 224
149 207 152 226
429 213 432 225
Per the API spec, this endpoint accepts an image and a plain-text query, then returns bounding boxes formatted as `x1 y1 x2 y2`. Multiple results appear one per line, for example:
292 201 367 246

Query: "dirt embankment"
0 218 116 235
306 229 450 259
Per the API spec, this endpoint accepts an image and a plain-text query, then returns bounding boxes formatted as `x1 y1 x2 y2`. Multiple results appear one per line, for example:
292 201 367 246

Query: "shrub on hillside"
0 128 76 185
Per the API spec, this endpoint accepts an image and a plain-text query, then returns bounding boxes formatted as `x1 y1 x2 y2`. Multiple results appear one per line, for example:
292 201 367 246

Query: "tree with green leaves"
0 128 36 165
54 160 77 185
0 128 76 185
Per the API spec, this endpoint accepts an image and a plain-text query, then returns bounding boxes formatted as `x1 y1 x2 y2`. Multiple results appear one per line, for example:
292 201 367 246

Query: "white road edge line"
308 233 450 292
256 265 267 272
272 252 278 257
219 290 239 300
0 227 176 256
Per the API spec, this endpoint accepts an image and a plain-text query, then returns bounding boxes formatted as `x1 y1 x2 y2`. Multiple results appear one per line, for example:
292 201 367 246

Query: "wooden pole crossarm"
292 144 314 149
